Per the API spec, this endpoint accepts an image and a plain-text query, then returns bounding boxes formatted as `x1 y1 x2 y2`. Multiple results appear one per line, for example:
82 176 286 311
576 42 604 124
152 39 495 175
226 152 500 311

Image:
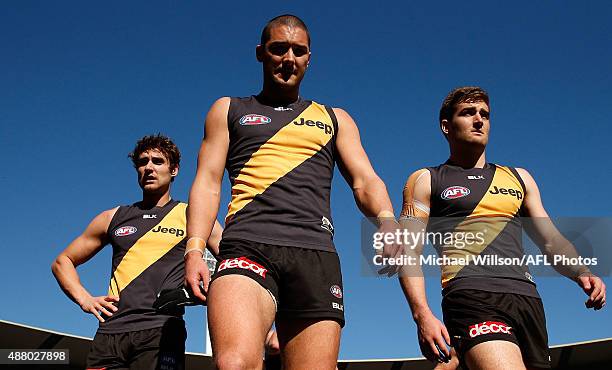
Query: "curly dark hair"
128 134 181 171
439 86 490 124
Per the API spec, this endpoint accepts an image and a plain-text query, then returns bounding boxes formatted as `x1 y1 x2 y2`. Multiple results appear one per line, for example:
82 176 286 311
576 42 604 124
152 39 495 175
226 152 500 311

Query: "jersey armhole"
226 97 238 131
508 166 528 217
106 206 124 237
324 105 340 155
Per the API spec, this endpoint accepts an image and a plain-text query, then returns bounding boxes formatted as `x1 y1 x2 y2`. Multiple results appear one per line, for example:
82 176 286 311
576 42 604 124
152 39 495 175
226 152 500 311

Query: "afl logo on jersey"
239 114 271 126
441 186 470 200
330 285 343 299
114 226 137 237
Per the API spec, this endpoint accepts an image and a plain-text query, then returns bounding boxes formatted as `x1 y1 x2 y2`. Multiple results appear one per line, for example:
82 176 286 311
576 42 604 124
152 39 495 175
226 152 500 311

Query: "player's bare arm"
51 207 120 322
398 170 451 362
184 97 230 301
518 168 606 310
333 108 393 218
206 219 223 256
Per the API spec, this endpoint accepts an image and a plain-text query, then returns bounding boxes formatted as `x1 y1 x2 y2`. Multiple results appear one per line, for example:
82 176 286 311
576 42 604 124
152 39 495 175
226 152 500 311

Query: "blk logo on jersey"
293 117 334 135
321 216 334 235
240 114 271 126
330 285 343 299
441 186 471 200
489 186 523 200
469 321 512 338
151 225 185 237
115 226 137 237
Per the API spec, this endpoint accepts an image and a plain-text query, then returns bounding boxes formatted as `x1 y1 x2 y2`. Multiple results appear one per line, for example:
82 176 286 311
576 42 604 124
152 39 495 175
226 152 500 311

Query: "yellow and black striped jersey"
99 200 187 333
426 162 539 297
223 96 338 252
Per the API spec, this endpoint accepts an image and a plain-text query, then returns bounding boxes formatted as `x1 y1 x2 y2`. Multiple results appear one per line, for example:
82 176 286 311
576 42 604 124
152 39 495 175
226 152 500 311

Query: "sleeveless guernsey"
223 96 338 252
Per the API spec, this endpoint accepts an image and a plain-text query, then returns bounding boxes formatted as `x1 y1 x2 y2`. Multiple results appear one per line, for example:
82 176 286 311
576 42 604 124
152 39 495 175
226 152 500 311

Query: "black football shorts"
211 238 345 327
442 289 550 369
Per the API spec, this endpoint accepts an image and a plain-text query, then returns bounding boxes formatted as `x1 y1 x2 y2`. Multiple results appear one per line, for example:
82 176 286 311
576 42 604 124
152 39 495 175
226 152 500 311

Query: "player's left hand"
577 273 606 310
184 251 210 302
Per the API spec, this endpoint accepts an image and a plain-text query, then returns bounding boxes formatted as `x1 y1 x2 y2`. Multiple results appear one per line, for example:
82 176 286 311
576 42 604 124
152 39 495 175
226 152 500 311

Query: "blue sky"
1 0 610 360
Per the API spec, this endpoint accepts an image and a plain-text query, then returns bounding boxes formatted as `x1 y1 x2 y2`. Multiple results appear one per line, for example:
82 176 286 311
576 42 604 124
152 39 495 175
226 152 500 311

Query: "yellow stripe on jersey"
226 102 334 221
470 166 524 219
108 203 187 296
440 166 524 286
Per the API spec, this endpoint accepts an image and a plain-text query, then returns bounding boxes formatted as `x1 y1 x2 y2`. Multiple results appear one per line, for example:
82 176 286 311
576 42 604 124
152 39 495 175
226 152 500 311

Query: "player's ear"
256 44 264 62
171 165 179 177
440 119 450 135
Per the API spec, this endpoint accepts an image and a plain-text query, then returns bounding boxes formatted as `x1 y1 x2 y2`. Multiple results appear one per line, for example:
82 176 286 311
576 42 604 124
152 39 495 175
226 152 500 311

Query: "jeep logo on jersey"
330 285 343 299
151 225 185 237
217 257 268 278
239 114 271 126
293 117 334 135
441 186 470 200
114 226 137 237
469 321 512 338
489 185 523 200
321 216 334 235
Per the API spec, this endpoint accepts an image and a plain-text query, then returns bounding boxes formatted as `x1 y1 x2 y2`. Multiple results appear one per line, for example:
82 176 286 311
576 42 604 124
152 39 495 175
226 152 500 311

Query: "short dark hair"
439 86 490 123
260 14 310 46
128 134 181 171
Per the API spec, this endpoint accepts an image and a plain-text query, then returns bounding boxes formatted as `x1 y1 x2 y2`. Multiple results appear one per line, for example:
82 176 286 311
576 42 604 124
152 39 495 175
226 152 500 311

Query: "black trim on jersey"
508 166 527 217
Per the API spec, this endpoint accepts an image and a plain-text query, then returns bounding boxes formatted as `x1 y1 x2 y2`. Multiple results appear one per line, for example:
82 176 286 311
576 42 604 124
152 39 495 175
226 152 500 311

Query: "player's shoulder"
213 96 232 105
85 206 120 233
514 167 533 179
404 168 431 189
329 106 351 120
494 164 535 182
208 96 232 113
514 167 538 189
99 206 120 221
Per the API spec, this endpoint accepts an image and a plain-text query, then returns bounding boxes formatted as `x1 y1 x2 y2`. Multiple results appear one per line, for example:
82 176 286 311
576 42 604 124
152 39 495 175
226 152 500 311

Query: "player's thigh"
276 318 341 370
464 340 526 370
208 274 276 368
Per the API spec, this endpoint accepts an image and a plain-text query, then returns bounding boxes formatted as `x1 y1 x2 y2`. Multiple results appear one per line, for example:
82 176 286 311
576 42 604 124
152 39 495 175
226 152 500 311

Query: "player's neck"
258 83 300 107
141 189 172 208
448 147 487 169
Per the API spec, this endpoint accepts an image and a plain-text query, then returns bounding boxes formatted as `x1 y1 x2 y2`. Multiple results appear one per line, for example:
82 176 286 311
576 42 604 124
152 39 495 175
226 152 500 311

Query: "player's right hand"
184 252 209 302
376 218 403 277
80 295 119 323
415 311 451 363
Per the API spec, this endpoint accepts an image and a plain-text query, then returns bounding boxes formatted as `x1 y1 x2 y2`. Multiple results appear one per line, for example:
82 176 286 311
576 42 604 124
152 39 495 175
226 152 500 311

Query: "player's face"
135 149 177 193
258 25 311 89
444 101 490 147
